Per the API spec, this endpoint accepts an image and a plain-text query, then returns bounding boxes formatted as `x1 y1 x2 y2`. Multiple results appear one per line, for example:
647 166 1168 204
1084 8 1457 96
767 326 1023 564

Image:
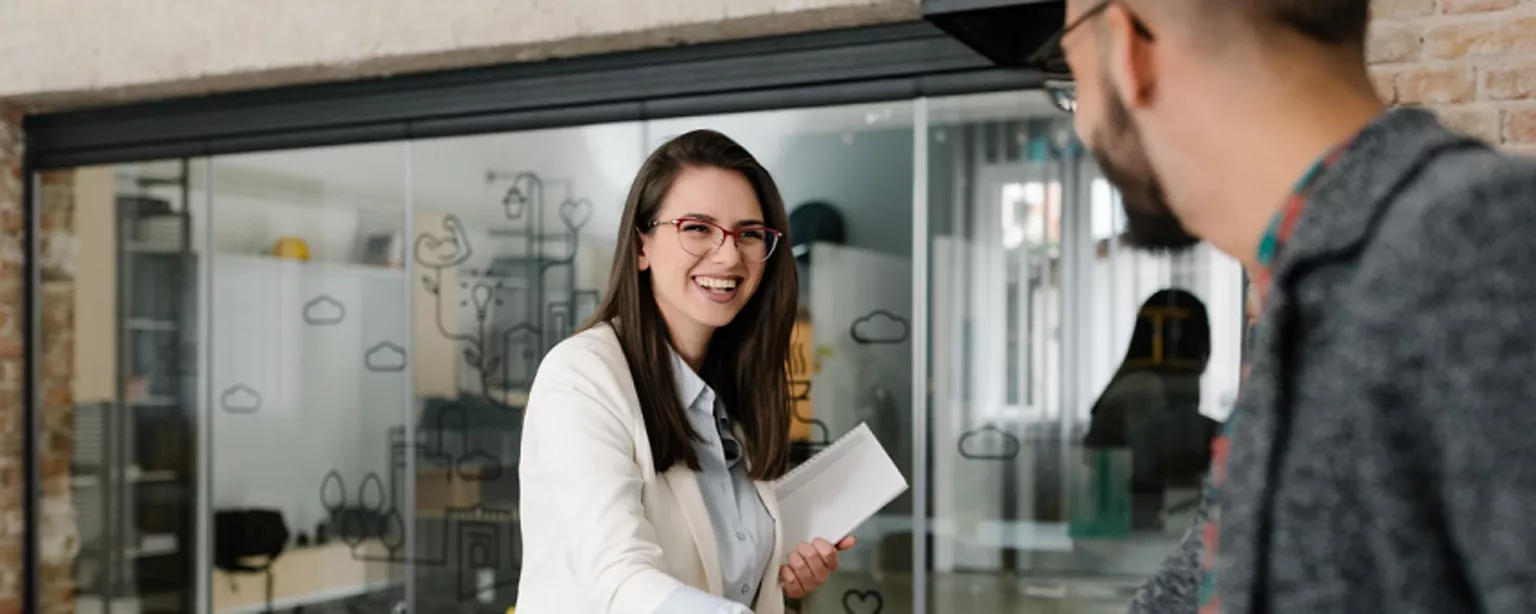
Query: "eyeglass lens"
673 219 778 262
1046 81 1077 114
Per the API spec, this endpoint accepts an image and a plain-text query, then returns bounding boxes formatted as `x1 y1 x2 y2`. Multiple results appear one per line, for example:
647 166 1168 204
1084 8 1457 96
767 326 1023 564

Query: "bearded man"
1031 1 1536 613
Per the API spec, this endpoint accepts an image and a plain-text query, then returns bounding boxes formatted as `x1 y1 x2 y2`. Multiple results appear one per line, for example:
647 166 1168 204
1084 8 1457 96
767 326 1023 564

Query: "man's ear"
1104 5 1157 109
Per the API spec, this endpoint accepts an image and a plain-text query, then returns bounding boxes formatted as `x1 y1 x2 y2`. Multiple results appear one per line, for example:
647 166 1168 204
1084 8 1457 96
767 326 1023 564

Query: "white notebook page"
772 422 909 548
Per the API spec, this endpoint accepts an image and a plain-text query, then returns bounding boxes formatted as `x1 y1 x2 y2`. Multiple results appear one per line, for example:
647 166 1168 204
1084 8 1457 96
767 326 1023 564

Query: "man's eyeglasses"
1027 0 1155 114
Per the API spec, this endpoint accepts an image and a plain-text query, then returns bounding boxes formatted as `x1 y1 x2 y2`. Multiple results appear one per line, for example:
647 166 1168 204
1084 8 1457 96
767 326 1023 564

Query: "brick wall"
0 104 24 614
1370 0 1536 154
38 169 76 614
0 109 76 614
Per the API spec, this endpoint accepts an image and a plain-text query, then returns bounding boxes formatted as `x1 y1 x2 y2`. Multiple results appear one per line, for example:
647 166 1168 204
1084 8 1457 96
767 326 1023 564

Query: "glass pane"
45 159 205 614
924 90 1242 613
208 143 411 613
408 122 644 611
648 101 917 612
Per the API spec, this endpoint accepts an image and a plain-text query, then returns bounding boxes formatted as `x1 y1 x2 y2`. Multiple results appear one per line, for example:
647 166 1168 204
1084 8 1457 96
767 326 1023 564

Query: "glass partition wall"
34 91 1240 614
923 92 1242 614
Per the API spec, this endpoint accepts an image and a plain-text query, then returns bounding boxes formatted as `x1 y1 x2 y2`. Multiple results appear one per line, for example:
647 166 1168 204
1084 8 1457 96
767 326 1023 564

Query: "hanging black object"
214 509 290 613
922 0 1066 66
789 201 847 264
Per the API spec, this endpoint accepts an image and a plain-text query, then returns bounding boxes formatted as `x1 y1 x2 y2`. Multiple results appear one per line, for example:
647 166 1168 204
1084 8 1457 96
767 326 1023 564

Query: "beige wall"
0 0 919 109
73 168 117 404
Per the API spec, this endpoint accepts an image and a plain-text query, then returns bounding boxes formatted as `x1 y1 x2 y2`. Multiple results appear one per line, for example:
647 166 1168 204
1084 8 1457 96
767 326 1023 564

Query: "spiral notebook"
772 422 909 547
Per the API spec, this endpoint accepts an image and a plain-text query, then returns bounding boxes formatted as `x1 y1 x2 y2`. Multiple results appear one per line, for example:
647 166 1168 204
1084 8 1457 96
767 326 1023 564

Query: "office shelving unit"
72 161 198 614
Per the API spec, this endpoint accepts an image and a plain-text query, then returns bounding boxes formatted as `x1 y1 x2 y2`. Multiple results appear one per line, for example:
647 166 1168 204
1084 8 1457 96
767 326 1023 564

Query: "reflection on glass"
926 91 1242 613
1081 289 1217 536
208 143 410 613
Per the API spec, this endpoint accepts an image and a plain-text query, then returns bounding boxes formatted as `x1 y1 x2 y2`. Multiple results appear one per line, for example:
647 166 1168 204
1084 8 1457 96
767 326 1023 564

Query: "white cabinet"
209 254 408 535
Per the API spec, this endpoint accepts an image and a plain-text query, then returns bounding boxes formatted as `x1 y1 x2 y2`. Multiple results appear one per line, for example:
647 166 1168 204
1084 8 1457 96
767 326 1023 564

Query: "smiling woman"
516 129 855 614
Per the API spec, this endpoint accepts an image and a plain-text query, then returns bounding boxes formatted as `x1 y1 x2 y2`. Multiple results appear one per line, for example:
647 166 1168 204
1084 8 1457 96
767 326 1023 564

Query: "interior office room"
34 92 1243 613
7 1 1370 612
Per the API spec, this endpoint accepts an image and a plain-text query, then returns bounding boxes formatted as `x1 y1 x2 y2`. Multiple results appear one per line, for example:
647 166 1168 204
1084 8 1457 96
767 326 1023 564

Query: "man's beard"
1087 81 1201 252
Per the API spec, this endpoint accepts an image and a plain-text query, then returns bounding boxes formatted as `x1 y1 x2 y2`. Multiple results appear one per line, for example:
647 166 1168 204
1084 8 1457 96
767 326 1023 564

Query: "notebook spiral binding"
773 422 871 485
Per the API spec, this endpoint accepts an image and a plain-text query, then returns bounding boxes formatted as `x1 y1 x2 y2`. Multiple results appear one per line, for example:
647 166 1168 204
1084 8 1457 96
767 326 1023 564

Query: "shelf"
129 534 179 559
78 533 180 559
122 242 189 255
215 252 406 281
76 593 186 614
127 318 179 332
72 470 178 489
127 396 180 407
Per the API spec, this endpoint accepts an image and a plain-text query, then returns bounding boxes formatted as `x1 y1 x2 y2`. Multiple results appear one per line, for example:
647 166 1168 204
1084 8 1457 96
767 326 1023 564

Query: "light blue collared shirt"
653 351 776 614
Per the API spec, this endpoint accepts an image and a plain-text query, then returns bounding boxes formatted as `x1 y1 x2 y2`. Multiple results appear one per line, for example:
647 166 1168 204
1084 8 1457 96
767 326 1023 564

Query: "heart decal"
559 198 594 231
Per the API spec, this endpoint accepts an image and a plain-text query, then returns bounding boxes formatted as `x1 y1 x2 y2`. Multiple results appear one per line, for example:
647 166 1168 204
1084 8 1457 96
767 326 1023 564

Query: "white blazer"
516 324 786 614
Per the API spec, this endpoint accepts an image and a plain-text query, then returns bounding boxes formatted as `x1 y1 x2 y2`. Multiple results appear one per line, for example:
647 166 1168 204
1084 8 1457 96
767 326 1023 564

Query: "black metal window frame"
24 20 1058 170
19 11 1064 613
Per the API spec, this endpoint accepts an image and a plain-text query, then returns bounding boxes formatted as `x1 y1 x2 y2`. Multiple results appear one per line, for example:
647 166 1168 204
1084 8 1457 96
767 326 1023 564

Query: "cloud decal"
220 384 263 414
958 425 1022 461
849 310 910 345
364 341 408 372
302 294 346 326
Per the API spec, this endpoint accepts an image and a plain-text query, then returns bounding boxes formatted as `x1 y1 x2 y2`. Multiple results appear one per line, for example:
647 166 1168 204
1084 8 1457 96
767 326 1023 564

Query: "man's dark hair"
1244 0 1370 45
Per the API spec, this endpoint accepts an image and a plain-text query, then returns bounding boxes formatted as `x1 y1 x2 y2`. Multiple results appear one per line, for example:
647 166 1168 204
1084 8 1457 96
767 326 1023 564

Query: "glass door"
206 142 414 614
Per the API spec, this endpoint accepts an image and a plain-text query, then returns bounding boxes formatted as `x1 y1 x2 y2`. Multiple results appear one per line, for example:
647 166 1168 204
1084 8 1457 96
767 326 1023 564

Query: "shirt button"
736 532 747 541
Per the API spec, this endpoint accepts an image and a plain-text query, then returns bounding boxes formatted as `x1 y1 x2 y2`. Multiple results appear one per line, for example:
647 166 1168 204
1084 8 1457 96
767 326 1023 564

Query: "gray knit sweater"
1129 108 1536 613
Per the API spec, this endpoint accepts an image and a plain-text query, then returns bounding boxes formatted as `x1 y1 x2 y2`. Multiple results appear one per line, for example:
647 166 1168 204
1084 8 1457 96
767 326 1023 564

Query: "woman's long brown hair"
583 129 796 481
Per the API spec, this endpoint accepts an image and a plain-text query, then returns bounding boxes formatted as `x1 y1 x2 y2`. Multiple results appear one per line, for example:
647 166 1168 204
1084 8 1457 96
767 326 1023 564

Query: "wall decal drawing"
317 411 522 602
302 170 607 605
849 310 910 345
302 294 346 325
787 382 830 451
842 588 884 614
790 379 812 402
803 417 832 451
958 425 1023 461
558 197 593 231
415 215 473 270
574 289 600 318
496 171 543 221
364 341 409 372
219 384 262 414
417 171 601 409
417 405 506 483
